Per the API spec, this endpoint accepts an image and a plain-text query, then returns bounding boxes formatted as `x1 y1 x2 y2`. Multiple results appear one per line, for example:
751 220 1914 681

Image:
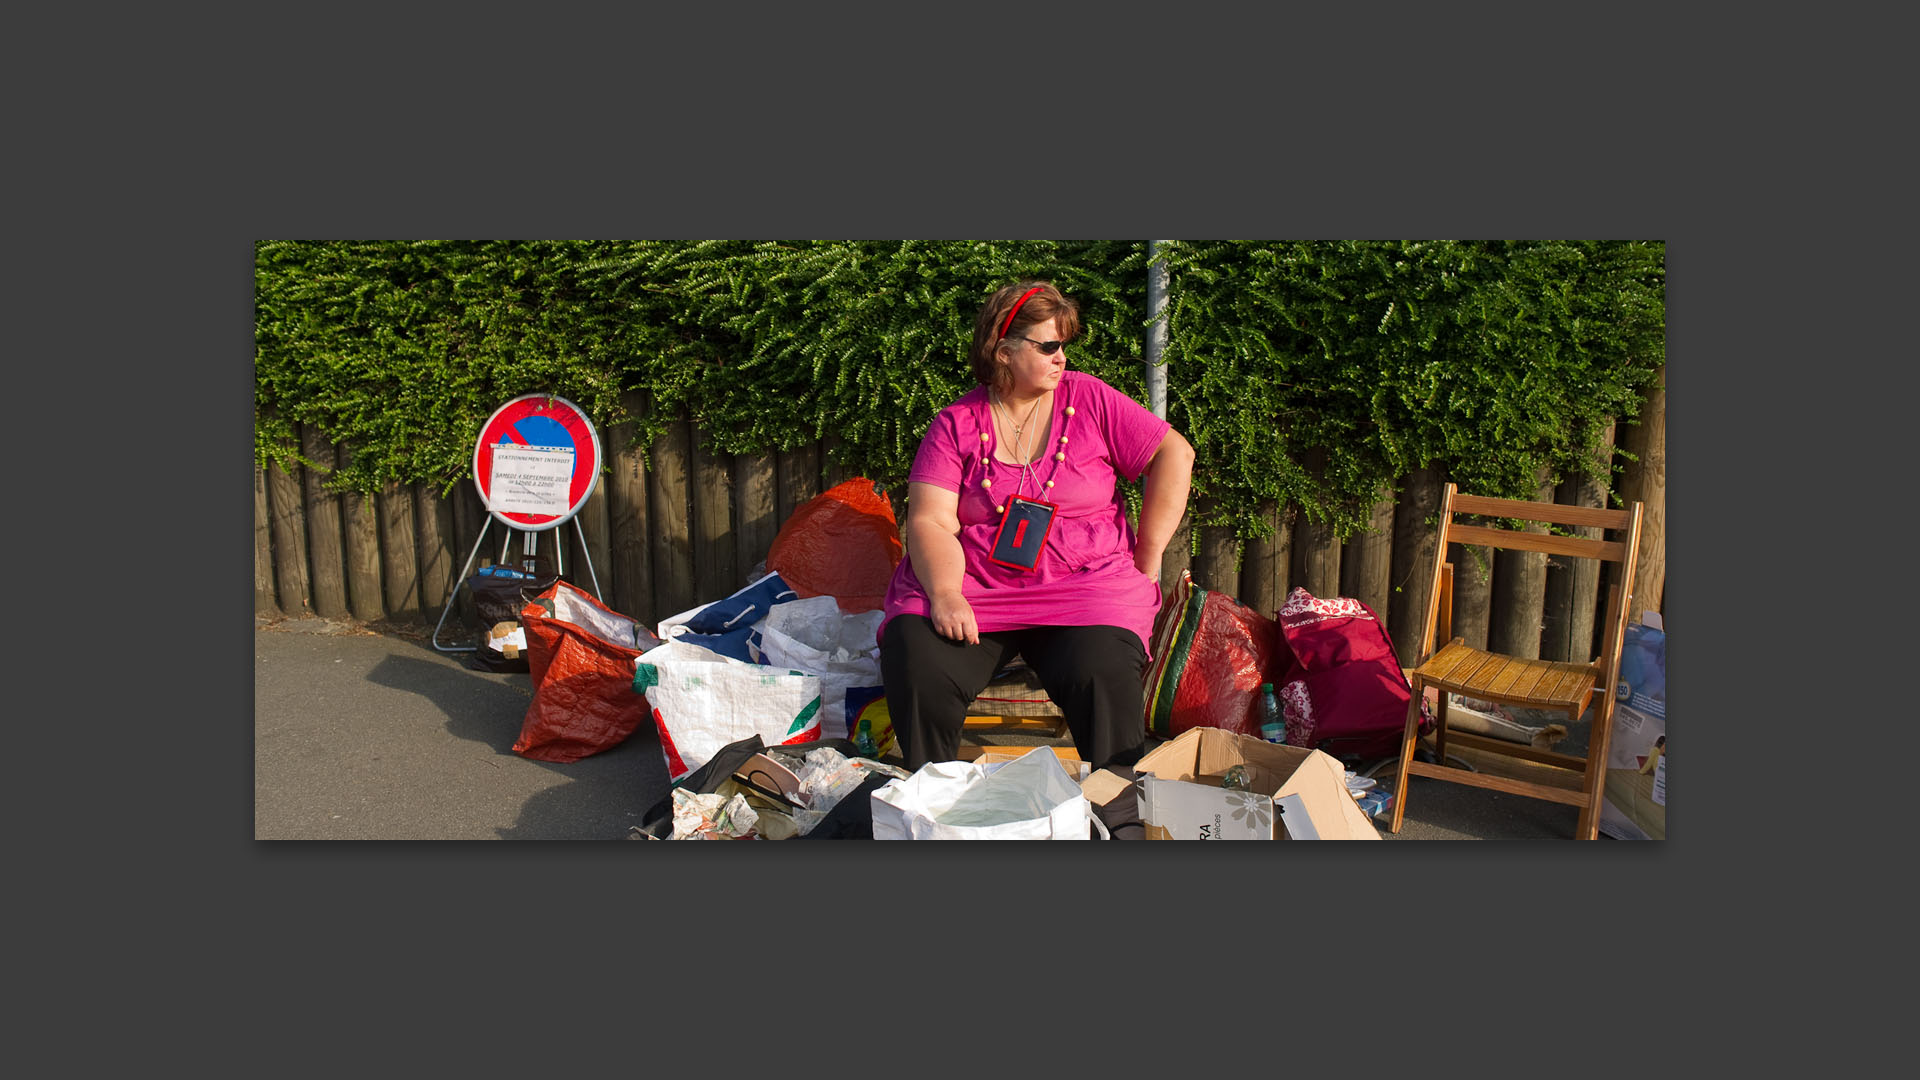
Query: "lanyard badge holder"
988 494 1057 571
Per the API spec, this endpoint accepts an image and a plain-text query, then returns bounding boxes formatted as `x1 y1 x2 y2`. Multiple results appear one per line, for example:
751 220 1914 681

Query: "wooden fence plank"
776 443 821 529
337 447 386 622
255 464 279 615
691 430 737 600
1448 540 1493 652
1238 501 1290 617
1192 501 1239 596
582 463 613 601
300 424 349 619
1488 470 1556 660
1617 365 1665 625
413 482 455 615
266 457 311 616
448 474 483 571
1387 466 1445 667
734 450 777 580
1291 511 1341 602
883 483 908 546
445 475 486 630
649 420 695 620
1543 420 1612 663
550 468 612 602
608 391 654 622
377 481 418 619
1158 519 1193 599
1290 448 1339 599
1340 487 1396 615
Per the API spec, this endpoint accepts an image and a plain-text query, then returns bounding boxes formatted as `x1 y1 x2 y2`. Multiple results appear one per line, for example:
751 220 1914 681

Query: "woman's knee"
880 615 1004 702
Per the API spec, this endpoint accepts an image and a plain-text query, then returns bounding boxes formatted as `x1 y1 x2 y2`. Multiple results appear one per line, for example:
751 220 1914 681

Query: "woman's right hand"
929 588 979 644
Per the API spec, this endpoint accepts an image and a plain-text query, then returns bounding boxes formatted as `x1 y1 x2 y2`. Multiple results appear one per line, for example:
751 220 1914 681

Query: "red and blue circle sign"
472 393 602 531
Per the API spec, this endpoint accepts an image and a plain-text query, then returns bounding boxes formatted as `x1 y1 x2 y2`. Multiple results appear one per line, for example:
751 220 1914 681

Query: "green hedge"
255 240 1663 541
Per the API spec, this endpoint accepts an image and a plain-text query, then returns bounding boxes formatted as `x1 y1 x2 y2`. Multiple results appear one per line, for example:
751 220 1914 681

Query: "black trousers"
880 615 1148 772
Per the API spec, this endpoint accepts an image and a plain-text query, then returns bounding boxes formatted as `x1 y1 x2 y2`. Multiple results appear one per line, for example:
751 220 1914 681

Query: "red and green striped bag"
1141 570 1280 740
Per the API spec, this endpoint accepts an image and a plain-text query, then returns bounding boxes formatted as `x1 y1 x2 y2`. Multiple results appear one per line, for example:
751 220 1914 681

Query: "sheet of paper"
489 445 574 516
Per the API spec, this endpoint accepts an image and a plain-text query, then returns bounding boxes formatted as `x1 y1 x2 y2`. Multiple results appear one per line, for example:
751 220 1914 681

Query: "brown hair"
968 280 1082 390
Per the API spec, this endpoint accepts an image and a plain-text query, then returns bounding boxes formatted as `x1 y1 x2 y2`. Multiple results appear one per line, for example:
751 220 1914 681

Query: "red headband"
997 286 1044 340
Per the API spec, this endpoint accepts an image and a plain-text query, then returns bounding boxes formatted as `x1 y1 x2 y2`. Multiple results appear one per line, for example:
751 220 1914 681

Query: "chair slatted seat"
1420 641 1601 712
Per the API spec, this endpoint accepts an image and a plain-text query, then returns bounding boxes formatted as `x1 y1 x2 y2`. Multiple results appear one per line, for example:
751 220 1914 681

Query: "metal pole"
431 519 494 653
1146 240 1169 419
571 515 604 601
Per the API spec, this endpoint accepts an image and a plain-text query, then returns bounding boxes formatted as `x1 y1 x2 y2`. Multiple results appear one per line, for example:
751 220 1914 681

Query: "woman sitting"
878 280 1195 771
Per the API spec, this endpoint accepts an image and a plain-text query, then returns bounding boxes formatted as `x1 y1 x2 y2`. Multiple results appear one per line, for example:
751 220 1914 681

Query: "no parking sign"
472 393 602 531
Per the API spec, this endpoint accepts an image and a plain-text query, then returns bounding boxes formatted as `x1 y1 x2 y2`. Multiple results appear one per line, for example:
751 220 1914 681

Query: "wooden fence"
255 386 1666 672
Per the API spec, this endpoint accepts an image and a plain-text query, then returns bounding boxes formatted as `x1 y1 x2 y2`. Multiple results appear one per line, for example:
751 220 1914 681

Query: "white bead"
1064 406 1075 416
982 478 992 488
995 505 1004 514
1059 435 1068 443
1055 452 1065 461
1045 480 1055 488
980 432 990 441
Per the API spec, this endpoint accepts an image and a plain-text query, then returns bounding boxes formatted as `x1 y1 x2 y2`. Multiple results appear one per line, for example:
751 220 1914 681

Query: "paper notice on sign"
489 445 575 516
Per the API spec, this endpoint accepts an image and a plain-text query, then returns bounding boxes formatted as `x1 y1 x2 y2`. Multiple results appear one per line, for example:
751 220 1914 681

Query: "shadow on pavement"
365 652 535 753
363 648 673 840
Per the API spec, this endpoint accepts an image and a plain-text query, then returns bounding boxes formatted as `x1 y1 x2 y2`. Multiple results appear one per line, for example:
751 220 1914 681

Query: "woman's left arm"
1132 428 1195 576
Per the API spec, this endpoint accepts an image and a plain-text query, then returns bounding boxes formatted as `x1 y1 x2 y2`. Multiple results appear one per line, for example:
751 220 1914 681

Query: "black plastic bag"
1089 764 1144 840
790 771 889 840
633 736 883 840
463 558 561 673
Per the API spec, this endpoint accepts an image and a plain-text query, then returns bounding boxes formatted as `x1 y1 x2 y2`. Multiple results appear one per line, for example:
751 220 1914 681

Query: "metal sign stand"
430 514 604 653
431 393 605 654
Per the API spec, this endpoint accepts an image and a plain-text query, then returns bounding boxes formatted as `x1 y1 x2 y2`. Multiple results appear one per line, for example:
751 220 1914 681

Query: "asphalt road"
254 614 1604 841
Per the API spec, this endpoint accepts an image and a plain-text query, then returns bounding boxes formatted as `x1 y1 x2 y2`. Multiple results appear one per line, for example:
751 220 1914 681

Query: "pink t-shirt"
880 370 1172 653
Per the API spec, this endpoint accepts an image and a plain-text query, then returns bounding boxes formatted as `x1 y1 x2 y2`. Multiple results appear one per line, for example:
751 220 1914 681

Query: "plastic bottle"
1259 682 1287 744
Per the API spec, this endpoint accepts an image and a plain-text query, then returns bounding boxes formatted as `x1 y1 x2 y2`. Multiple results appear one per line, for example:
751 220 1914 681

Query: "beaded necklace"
979 388 1077 515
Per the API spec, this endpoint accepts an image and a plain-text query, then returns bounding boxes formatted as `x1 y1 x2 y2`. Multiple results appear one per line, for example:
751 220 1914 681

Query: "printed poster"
489 445 575 516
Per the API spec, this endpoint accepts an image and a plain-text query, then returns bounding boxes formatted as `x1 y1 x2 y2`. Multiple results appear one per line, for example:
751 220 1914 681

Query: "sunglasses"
1005 334 1066 355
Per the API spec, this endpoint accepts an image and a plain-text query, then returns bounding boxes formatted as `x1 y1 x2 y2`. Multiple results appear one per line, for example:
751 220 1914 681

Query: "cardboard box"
1080 768 1134 808
1130 727 1380 840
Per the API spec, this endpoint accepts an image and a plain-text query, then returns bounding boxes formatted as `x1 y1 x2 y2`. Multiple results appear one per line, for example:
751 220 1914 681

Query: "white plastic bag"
655 571 799 661
753 595 892 752
870 747 1109 840
633 640 823 783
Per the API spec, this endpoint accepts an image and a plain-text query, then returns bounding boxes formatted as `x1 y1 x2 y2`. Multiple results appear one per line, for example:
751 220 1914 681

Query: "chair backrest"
1421 483 1644 677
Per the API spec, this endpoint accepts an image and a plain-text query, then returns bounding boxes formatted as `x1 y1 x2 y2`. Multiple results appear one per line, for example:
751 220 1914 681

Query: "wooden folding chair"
1388 483 1643 840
